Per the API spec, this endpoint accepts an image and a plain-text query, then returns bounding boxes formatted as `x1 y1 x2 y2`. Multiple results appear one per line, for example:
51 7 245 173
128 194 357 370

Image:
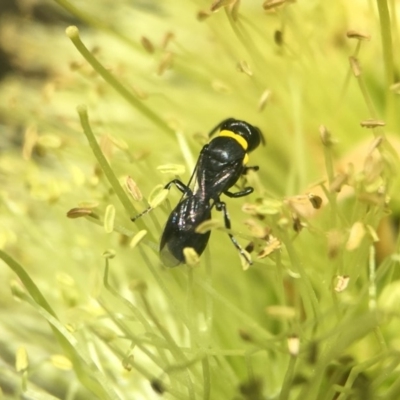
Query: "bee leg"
164 179 191 195
215 200 252 265
229 165 258 193
224 187 254 198
131 180 192 222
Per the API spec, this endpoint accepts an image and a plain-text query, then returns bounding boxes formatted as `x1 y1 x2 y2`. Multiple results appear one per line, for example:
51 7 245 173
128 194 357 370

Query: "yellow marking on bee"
219 130 250 164
219 130 250 165
219 130 248 150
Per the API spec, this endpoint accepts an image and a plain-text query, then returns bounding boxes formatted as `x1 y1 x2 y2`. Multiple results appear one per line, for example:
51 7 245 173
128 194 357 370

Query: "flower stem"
66 26 173 136
77 105 146 232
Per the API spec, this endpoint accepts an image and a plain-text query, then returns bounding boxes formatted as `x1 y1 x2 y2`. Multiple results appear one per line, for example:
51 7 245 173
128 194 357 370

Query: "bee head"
219 118 263 152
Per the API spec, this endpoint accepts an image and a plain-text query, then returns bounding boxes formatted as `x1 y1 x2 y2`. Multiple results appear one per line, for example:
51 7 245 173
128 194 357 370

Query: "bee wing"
179 145 209 199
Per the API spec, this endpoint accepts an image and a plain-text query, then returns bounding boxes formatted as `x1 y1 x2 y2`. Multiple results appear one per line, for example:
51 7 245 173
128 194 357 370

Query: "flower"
0 1 399 398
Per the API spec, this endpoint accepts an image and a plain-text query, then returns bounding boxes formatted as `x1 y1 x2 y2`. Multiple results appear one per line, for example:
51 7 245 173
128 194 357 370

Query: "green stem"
279 355 297 400
0 250 57 319
0 250 120 399
376 0 394 88
77 105 145 223
281 231 321 323
54 0 137 49
321 134 339 229
202 357 211 400
376 0 395 124
66 26 173 136
356 74 378 119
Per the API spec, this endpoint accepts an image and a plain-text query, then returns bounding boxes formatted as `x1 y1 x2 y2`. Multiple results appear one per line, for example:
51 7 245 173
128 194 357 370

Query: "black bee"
156 118 263 267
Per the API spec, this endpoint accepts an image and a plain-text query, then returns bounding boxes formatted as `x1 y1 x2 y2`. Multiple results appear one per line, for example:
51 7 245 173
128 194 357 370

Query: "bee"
134 118 263 267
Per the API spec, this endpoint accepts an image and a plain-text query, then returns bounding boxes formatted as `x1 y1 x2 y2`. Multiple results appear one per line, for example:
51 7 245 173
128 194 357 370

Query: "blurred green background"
1 1 400 399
